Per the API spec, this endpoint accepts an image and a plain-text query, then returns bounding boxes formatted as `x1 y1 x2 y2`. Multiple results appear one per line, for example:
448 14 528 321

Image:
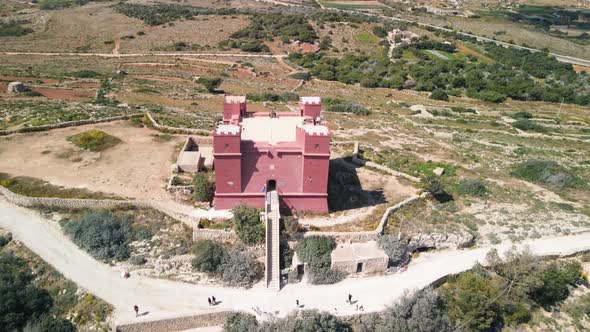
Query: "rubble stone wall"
114 311 232 332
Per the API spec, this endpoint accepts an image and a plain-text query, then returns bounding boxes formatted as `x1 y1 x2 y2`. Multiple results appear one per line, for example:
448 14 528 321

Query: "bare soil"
0 121 183 204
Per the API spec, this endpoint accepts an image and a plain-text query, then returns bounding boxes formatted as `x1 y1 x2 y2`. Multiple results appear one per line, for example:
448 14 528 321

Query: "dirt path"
2 198 589 327
0 51 288 59
113 39 121 55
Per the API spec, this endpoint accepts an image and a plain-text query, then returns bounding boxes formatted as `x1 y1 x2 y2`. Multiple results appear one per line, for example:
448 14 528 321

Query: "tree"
27 315 76 332
0 253 53 331
62 211 132 262
295 236 343 284
260 310 351 332
377 235 410 267
192 173 212 202
533 261 582 308
374 288 452 332
441 272 502 332
223 312 259 332
430 89 449 101
231 204 264 245
192 239 228 273
198 77 223 93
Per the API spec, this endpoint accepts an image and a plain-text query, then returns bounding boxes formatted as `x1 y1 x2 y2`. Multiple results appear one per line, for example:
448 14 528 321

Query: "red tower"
213 96 330 213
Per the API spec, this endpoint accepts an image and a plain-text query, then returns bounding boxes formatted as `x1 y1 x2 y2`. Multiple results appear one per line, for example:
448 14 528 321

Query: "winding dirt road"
1 198 589 328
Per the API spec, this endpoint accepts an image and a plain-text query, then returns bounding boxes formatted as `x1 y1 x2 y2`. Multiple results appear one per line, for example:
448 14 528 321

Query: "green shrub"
70 70 101 78
288 72 311 80
63 211 132 262
533 261 582 308
28 315 76 332
325 100 370 115
39 0 88 10
0 234 11 247
511 159 581 189
377 235 410 267
218 250 263 287
129 255 147 266
223 312 259 332
192 173 212 202
231 204 264 245
0 253 53 331
197 77 223 93
511 119 547 133
421 177 453 203
477 90 506 103
67 129 121 151
0 20 34 37
192 239 228 273
511 111 533 119
430 89 449 101
457 179 487 197
296 236 343 284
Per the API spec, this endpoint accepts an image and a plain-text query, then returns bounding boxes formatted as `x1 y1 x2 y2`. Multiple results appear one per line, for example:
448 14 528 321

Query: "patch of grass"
456 179 488 197
355 32 379 44
67 129 121 152
0 20 33 37
0 173 118 199
511 160 582 189
512 119 548 133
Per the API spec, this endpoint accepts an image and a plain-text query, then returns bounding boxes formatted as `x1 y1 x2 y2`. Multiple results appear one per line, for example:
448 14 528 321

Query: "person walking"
212 296 217 305
296 299 300 307
208 297 212 306
133 305 139 317
348 294 352 304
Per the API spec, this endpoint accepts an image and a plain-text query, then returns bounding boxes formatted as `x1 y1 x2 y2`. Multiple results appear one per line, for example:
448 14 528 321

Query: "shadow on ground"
327 158 386 212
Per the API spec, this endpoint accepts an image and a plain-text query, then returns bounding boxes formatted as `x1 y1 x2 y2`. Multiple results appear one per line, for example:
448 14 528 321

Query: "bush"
260 310 350 331
359 288 452 332
0 20 34 37
39 0 88 10
191 239 228 273
511 159 581 189
288 72 311 80
63 211 132 262
223 312 259 332
477 90 506 103
231 204 264 245
197 77 223 93
511 111 532 119
218 250 263 287
129 255 147 266
325 100 370 116
533 261 582 308
430 89 449 101
0 233 11 247
511 119 547 133
457 179 487 197
296 236 343 284
192 173 212 202
0 253 53 331
27 315 76 332
70 70 101 78
377 235 410 267
67 129 121 151
420 177 453 203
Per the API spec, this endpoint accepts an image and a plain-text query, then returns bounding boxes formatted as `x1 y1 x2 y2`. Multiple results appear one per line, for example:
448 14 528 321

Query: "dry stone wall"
145 113 212 140
0 114 143 136
114 311 232 332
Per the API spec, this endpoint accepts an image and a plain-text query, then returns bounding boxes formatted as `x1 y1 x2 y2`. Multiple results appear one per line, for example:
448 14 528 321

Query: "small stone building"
176 137 212 173
331 241 388 274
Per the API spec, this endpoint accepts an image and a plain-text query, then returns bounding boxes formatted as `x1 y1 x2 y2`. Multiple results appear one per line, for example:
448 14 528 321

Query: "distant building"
212 96 330 213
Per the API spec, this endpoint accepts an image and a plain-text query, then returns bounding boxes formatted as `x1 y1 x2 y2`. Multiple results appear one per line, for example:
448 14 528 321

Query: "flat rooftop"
240 116 304 144
331 241 388 263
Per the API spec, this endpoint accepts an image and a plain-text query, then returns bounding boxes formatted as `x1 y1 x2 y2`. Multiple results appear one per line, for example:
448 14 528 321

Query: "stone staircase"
264 190 281 291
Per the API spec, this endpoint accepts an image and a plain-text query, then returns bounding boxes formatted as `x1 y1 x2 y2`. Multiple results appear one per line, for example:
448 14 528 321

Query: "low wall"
304 194 424 242
192 227 236 241
0 113 144 136
114 311 232 332
145 113 212 140
0 185 201 228
351 142 420 183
